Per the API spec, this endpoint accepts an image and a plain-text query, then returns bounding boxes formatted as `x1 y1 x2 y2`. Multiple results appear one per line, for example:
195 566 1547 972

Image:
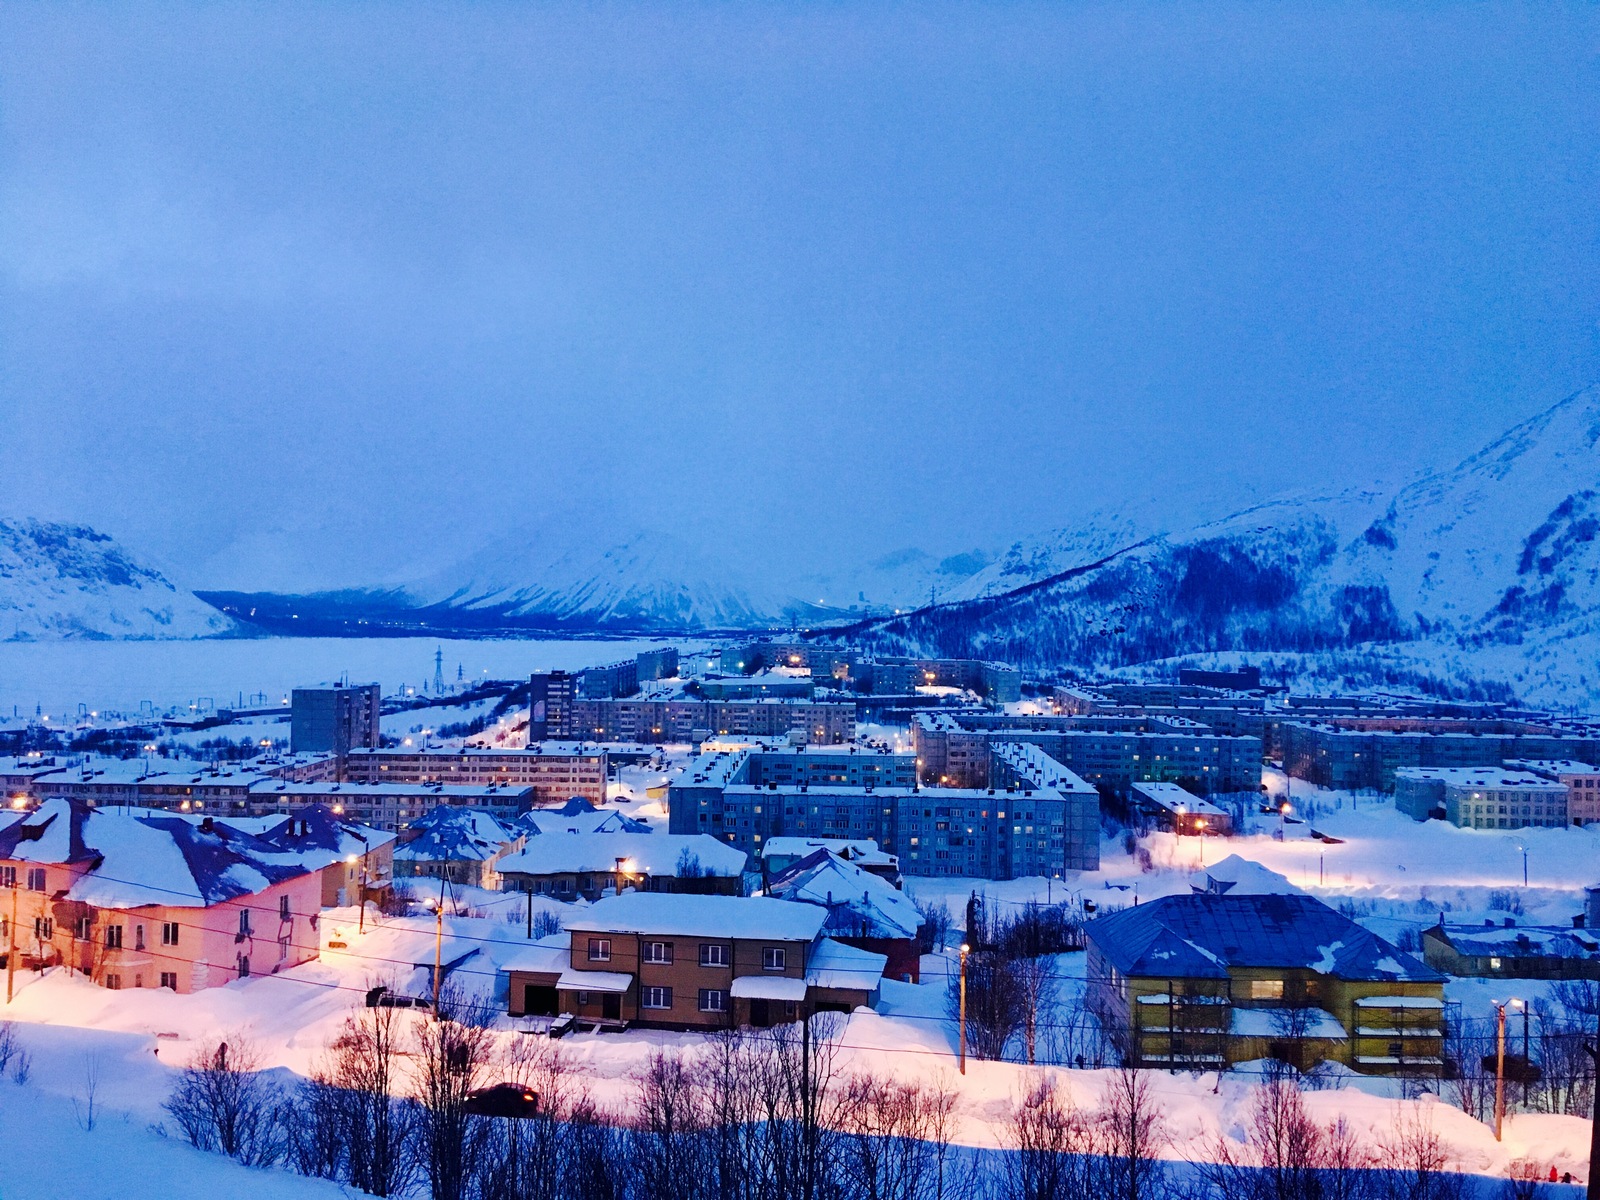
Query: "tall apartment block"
290 683 382 755
527 671 577 741
343 746 609 806
1282 719 1600 792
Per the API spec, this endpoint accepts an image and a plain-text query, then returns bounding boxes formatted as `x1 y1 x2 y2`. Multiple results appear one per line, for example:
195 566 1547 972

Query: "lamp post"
1195 819 1207 868
1493 997 1524 1141
959 942 971 1075
1279 803 1291 839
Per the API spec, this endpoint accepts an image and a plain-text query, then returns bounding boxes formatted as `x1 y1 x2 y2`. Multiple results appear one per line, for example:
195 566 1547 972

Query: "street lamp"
1493 997 1525 1141
959 942 971 1075
1279 803 1291 838
1195 819 1208 868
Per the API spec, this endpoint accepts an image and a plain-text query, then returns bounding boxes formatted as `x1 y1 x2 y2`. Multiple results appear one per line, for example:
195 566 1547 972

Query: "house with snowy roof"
0 798 321 993
764 848 923 981
1423 918 1600 981
1086 892 1446 1075
393 807 524 890
216 805 397 908
496 832 746 900
503 892 884 1029
1191 854 1305 898
760 837 901 886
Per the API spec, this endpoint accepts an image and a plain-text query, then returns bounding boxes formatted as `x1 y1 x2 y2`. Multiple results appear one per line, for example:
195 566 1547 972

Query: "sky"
1 2 1597 593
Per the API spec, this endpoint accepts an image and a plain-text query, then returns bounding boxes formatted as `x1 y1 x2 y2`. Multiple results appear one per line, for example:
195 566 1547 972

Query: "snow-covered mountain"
405 526 811 631
840 386 1600 706
0 518 237 640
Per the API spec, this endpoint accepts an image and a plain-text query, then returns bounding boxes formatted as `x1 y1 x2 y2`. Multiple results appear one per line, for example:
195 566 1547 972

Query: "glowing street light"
959 942 971 1075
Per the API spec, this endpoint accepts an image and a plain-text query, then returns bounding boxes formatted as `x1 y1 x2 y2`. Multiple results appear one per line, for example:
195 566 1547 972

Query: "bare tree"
1097 1068 1167 1200
1001 1074 1098 1200
72 1050 102 1133
296 997 417 1196
1201 1079 1373 1200
954 951 1026 1061
413 989 498 1200
162 1034 287 1166
835 1072 960 1200
631 1047 711 1200
1372 1104 1464 1200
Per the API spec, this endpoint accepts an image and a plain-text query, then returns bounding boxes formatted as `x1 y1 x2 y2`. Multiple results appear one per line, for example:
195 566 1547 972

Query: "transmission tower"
433 647 445 694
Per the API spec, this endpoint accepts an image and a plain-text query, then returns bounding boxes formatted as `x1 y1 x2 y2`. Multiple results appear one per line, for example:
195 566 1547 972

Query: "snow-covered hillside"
0 519 236 641
841 387 1600 706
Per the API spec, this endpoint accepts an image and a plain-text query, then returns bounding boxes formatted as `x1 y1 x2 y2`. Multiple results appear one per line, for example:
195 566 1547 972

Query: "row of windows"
585 938 781 970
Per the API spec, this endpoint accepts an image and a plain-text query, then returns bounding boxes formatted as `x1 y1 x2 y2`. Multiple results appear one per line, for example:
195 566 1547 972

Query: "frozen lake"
0 636 684 718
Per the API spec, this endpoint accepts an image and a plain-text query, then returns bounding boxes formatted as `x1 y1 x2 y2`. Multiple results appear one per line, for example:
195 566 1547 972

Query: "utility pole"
1583 1032 1598 1200
1494 999 1522 1141
432 875 448 1015
6 881 16 1003
525 887 533 940
959 942 970 1075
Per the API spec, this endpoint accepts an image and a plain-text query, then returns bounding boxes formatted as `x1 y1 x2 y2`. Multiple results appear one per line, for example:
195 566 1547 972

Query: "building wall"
344 749 607 805
291 685 381 756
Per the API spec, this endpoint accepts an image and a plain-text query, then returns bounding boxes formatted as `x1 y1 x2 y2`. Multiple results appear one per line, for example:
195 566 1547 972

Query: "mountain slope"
827 387 1600 705
0 518 237 640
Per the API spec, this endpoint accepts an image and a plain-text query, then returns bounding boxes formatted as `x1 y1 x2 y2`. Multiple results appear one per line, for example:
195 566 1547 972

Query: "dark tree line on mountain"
835 531 1422 676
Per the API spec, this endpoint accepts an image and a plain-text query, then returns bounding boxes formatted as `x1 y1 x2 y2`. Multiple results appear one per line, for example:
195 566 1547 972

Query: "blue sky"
2 3 1597 590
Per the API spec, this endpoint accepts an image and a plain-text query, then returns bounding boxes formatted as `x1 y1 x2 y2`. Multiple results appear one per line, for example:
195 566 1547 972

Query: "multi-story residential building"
913 711 1262 794
670 741 1099 877
527 671 578 741
765 848 923 981
246 780 535 831
496 832 747 900
216 805 396 908
561 698 854 745
1393 767 1571 829
0 754 72 800
1086 892 1447 1075
1282 719 1600 793
343 746 608 805
504 893 884 1028
1506 759 1600 825
0 798 322 993
290 684 382 755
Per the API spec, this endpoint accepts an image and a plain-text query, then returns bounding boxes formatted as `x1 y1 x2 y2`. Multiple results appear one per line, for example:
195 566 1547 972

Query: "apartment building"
513 893 883 1028
913 711 1262 794
1393 767 1571 829
1281 719 1600 793
496 832 747 900
1507 759 1600 825
290 684 382 755
392 807 524 889
670 741 1100 877
343 746 608 805
1087 892 1447 1075
527 671 578 741
561 698 854 745
0 798 322 994
246 780 534 831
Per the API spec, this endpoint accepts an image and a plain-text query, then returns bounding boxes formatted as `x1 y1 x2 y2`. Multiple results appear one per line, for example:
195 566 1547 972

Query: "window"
1250 979 1284 1001
135 925 146 951
238 909 252 937
105 974 121 990
587 938 611 962
762 947 787 972
642 986 673 1010
35 917 52 940
643 941 673 965
105 924 123 949
75 916 93 940
699 943 729 968
0 865 14 888
279 933 291 962
162 922 180 947
279 895 291 921
237 954 251 979
26 868 45 892
699 988 727 1013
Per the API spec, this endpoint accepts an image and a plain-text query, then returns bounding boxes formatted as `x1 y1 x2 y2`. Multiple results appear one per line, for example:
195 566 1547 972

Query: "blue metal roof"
1088 893 1444 983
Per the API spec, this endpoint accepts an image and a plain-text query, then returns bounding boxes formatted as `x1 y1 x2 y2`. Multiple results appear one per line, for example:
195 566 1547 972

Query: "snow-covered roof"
1393 767 1567 792
765 850 921 938
1132 780 1231 817
761 837 894 866
250 780 533 799
0 798 315 909
497 933 572 976
1088 893 1444 983
557 967 631 992
498 832 746 878
216 806 397 872
729 975 808 1001
393 806 519 862
806 938 888 992
1434 922 1600 960
1230 1006 1347 1040
992 742 1098 796
565 893 827 942
515 807 649 837
1193 854 1305 897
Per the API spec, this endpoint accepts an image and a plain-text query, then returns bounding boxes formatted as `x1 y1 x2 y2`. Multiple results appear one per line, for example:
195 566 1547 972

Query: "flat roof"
565 893 826 942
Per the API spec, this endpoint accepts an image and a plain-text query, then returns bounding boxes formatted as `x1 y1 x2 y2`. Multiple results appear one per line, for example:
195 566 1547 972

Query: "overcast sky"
2 3 1597 591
